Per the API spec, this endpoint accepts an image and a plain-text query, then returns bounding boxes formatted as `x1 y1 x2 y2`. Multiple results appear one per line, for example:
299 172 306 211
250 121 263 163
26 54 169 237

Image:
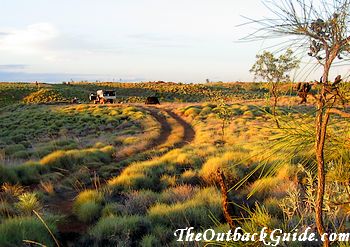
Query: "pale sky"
0 0 346 82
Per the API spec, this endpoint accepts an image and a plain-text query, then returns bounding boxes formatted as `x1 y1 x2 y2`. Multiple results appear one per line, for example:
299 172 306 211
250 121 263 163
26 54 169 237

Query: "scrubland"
0 82 349 246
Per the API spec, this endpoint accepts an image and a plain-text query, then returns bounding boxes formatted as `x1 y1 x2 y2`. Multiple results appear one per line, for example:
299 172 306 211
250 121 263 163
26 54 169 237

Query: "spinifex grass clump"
0 216 58 246
39 147 113 169
15 192 42 215
73 189 104 223
148 187 222 229
89 215 151 246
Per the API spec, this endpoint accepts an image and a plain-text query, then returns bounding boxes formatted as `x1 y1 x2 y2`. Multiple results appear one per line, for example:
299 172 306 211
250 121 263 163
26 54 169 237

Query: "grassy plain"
0 81 349 246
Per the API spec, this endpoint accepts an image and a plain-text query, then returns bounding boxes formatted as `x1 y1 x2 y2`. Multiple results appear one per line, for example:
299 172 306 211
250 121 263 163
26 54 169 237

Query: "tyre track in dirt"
164 109 195 147
48 106 195 244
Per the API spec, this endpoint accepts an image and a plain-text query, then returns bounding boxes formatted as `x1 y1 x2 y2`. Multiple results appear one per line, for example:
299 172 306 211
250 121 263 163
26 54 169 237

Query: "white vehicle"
89 90 116 104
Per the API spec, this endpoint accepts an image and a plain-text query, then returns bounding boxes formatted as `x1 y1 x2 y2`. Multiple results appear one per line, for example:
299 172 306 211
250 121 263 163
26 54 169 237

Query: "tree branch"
328 108 350 118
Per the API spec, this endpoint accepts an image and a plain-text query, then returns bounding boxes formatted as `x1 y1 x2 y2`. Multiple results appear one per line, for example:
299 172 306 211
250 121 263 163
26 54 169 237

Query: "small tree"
244 1 350 246
250 49 300 128
216 100 234 143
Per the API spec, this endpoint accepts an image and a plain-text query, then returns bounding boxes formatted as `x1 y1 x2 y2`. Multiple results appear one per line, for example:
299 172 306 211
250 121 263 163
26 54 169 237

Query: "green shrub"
89 215 151 244
140 234 161 247
4 144 26 155
201 106 214 115
159 174 177 189
148 224 174 245
0 216 58 246
0 201 16 217
101 203 125 217
75 201 101 223
243 110 254 118
148 187 222 228
73 190 103 222
40 148 111 169
11 150 31 159
0 166 18 184
13 163 41 185
264 197 283 218
241 204 280 233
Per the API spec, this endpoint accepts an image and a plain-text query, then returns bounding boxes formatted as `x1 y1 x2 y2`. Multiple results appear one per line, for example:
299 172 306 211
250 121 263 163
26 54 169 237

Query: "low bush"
160 185 197 204
4 144 26 155
140 234 161 247
89 215 151 245
101 203 125 217
40 147 111 170
11 150 31 159
179 169 200 185
0 166 18 184
74 189 103 208
75 201 101 223
264 197 283 218
0 201 16 217
73 189 103 223
248 176 288 200
148 187 222 228
241 204 280 233
13 163 41 185
199 151 244 185
124 190 159 215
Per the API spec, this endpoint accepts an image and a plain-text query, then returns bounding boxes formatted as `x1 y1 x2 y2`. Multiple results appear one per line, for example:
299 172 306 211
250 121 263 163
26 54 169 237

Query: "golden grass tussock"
39 146 113 169
199 151 245 185
74 189 103 206
159 185 198 204
73 189 104 222
159 147 202 167
107 159 162 189
248 175 295 200
147 187 222 228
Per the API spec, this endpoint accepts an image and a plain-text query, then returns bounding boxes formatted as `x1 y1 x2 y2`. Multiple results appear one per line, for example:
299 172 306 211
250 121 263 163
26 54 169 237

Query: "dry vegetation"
0 82 349 246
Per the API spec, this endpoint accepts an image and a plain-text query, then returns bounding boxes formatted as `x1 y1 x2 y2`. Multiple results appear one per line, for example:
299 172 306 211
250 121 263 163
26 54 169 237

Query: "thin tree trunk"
314 64 331 247
216 169 235 231
222 121 225 142
271 83 280 128
315 105 330 247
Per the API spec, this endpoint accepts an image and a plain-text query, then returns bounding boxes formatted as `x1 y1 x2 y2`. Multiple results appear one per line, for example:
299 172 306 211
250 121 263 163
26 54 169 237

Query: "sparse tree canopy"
250 49 300 127
250 49 300 83
245 0 350 82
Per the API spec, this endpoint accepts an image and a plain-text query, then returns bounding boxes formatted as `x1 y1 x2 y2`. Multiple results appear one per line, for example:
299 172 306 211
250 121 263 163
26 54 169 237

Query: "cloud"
0 71 144 83
0 23 58 54
0 64 28 71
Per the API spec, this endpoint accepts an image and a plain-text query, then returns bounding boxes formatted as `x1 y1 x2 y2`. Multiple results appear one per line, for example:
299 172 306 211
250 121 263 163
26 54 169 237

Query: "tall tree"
250 49 300 128
244 1 350 246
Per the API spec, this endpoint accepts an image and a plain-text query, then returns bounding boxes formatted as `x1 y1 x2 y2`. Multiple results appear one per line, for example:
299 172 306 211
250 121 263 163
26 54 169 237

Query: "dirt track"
46 105 195 243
